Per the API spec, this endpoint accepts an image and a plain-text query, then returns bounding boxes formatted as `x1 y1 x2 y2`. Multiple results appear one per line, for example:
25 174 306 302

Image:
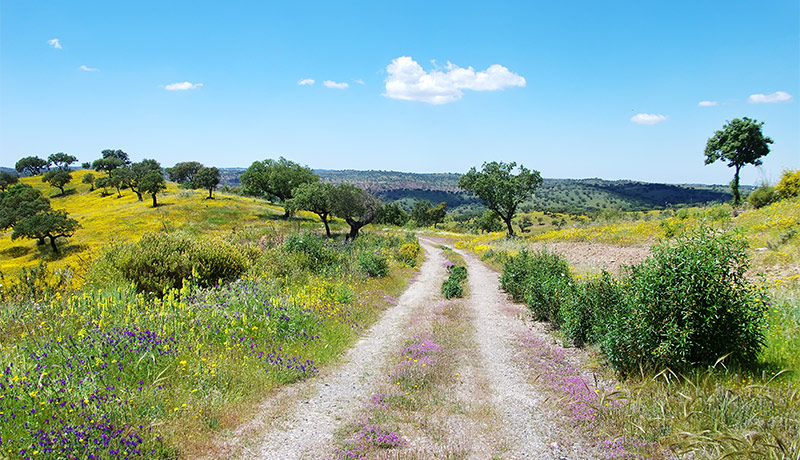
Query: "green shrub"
500 249 574 324
395 241 420 267
358 252 389 278
119 231 247 294
748 184 776 208
442 265 467 299
284 231 325 259
603 227 767 374
561 271 621 347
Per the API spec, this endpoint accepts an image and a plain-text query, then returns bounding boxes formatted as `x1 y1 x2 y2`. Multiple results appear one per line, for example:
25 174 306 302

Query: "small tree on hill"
0 184 51 232
704 117 772 206
12 209 79 254
48 152 77 171
192 166 221 199
166 161 203 184
375 202 409 226
429 202 447 229
240 157 318 216
42 170 73 196
287 182 335 237
330 184 381 240
459 161 542 236
123 159 163 201
92 157 125 178
100 149 131 165
15 156 49 176
0 171 19 191
411 200 433 226
140 170 166 207
82 172 96 191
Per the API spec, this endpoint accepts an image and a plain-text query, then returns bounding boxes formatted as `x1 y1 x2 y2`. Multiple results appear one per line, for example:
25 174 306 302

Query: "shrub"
442 265 467 299
358 252 389 278
284 231 324 260
775 169 800 200
603 227 767 374
561 271 622 347
119 232 247 294
748 184 776 208
500 249 574 324
395 242 420 267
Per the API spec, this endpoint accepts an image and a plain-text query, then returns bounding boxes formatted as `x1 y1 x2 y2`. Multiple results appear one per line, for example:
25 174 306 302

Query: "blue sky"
1 0 797 185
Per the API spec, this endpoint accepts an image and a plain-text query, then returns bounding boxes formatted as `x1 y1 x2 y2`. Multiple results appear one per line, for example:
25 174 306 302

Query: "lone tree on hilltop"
139 169 167 207
192 166 221 199
48 152 77 171
0 171 19 191
12 209 79 254
166 161 203 184
330 184 381 240
704 117 772 206
82 172 96 191
459 161 542 237
286 182 335 237
240 157 318 216
15 156 49 176
42 170 73 196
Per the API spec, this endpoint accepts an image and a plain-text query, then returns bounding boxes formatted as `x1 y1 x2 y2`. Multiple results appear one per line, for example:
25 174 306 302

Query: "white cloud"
748 91 793 104
354 79 365 85
630 113 668 125
298 78 315 86
79 65 99 72
323 80 349 89
48 38 62 49
384 56 526 104
164 82 203 91
698 100 717 107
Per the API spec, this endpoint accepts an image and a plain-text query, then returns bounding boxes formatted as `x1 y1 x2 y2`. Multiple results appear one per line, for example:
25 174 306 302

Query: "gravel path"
446 242 566 459
222 239 448 460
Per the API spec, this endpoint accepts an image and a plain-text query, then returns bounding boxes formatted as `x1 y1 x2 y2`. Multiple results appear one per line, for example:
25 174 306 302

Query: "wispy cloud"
48 38 62 49
298 78 315 86
630 113 668 125
384 56 526 104
698 100 717 107
354 79 365 85
748 91 793 104
79 65 99 72
323 80 349 89
164 82 203 91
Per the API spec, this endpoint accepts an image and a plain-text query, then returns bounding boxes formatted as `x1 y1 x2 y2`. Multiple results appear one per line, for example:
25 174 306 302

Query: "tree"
15 156 49 175
286 182 335 237
48 152 78 171
704 117 773 206
475 209 503 233
42 170 73 196
0 171 19 191
192 166 221 199
0 184 51 232
82 172 96 191
123 159 163 201
81 162 91 169
92 157 125 177
375 202 409 226
139 170 166 207
12 209 79 254
100 149 131 165
330 184 381 240
459 161 542 236
411 200 433 226
429 202 447 229
240 157 318 215
166 161 203 184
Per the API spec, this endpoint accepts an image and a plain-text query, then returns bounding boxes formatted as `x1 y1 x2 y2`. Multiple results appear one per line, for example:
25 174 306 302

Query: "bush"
748 184 776 208
561 271 622 347
358 252 389 278
442 265 467 299
395 241 420 267
119 232 247 294
500 249 574 324
775 169 800 200
602 227 767 374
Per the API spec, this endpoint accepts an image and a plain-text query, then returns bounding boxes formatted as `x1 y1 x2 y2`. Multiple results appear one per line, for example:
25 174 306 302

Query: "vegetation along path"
206 236 609 459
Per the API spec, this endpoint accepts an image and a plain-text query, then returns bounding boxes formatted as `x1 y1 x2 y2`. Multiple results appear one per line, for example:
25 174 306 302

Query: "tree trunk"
504 216 515 237
346 219 363 241
731 165 741 206
49 236 59 254
134 190 143 201
151 193 158 208
321 213 331 238
208 187 214 199
58 185 65 195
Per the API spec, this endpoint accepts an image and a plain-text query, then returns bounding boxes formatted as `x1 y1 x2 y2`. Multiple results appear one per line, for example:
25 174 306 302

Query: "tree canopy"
459 161 542 236
139 169 167 207
124 159 163 201
240 157 318 213
166 161 203 184
192 166 221 199
704 117 772 206
15 156 49 176
0 184 78 253
0 171 19 191
92 157 126 177
42 170 73 196
48 152 77 171
101 149 131 165
0 184 51 231
330 184 381 240
286 182 336 237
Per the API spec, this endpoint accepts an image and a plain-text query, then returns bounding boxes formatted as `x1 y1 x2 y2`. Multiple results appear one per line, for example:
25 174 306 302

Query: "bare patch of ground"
526 241 650 275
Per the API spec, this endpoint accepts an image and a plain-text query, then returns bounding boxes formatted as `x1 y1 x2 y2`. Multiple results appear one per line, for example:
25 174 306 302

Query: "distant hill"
218 168 737 213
